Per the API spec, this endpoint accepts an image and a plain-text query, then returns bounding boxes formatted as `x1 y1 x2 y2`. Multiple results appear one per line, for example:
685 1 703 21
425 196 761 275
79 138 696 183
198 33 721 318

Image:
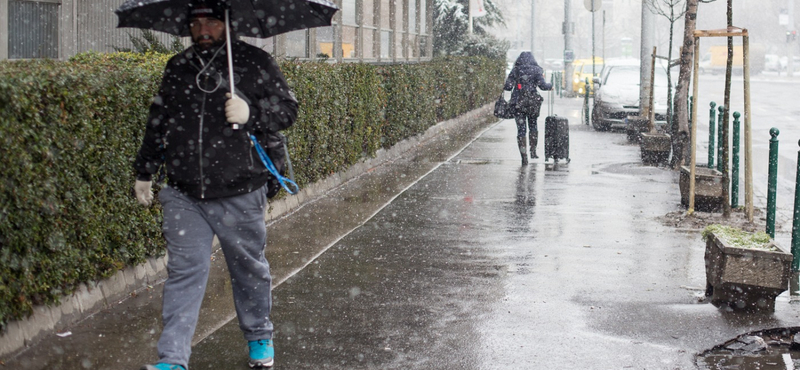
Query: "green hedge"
0 52 503 330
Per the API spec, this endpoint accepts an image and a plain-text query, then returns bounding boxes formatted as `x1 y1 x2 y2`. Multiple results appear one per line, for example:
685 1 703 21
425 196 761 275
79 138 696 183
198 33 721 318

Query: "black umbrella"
114 0 338 39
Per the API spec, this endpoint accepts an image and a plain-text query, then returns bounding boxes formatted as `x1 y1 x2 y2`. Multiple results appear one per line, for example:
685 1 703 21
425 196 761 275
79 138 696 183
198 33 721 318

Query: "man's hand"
225 93 250 125
134 180 154 207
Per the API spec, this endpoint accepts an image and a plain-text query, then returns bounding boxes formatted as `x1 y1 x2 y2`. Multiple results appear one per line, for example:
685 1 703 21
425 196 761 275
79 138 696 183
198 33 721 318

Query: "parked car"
778 56 800 73
544 58 564 71
764 54 786 72
597 58 640 82
571 57 604 95
591 64 670 132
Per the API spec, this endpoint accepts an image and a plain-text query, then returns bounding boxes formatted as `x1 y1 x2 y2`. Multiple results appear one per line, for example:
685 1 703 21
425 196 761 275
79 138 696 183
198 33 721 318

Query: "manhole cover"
697 327 800 369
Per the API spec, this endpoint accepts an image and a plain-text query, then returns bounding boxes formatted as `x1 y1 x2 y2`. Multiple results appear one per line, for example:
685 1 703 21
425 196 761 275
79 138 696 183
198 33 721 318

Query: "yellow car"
571 58 604 95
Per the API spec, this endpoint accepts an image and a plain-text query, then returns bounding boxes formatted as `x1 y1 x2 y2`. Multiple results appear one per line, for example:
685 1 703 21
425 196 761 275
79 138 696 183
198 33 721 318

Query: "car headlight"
574 77 580 84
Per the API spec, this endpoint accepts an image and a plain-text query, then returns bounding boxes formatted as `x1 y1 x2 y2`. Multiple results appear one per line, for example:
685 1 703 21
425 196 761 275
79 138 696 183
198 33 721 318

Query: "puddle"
697 327 800 370
476 137 506 143
592 162 671 176
454 159 502 165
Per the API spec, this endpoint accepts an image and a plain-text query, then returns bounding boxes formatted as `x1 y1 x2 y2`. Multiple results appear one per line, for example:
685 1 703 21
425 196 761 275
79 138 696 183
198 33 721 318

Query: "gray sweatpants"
156 185 273 369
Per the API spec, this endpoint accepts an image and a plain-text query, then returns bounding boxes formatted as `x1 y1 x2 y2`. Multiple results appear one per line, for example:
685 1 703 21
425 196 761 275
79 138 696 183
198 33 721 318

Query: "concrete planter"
704 231 792 311
639 132 671 166
625 115 649 143
679 165 724 211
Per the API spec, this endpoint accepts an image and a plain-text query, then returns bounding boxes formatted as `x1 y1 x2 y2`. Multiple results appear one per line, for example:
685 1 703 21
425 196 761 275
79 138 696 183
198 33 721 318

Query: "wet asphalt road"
7 97 800 370
192 110 800 369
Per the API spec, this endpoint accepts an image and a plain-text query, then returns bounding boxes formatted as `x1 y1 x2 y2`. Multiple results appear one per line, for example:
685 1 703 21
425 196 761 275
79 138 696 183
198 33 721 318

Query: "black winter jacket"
503 52 552 114
134 40 298 199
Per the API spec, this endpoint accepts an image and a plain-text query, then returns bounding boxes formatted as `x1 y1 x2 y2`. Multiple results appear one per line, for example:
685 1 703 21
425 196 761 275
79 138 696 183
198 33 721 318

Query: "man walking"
133 1 298 369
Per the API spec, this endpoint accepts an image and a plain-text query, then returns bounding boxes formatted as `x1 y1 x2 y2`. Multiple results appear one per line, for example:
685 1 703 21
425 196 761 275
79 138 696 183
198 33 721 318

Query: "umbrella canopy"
115 0 338 39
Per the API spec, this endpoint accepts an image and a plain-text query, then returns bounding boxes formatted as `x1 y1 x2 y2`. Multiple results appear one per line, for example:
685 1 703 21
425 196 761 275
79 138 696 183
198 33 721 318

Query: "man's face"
189 17 225 50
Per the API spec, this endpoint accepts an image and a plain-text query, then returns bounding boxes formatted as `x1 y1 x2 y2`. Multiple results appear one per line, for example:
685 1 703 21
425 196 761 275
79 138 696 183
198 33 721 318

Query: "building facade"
0 0 434 63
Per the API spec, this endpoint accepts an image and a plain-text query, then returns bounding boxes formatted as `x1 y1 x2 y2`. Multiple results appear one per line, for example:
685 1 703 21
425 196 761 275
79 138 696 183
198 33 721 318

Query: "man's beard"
193 34 225 52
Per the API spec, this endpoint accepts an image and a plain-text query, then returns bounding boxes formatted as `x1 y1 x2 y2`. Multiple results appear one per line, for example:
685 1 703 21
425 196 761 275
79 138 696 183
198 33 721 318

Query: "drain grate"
697 327 800 370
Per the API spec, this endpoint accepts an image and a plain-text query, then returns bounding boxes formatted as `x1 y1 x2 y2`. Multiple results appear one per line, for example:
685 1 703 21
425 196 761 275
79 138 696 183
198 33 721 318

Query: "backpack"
514 66 544 113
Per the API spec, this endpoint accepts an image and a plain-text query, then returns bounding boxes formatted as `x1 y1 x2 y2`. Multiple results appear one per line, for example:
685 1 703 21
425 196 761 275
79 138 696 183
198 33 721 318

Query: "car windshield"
604 66 668 87
580 63 603 74
605 67 639 86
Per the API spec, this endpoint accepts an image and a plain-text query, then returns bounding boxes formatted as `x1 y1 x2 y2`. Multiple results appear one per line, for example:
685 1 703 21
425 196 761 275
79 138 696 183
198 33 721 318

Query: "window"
316 26 334 58
362 0 375 27
380 0 391 29
394 0 403 32
395 29 403 58
419 0 426 34
342 26 357 59
419 36 428 57
248 0 430 62
362 30 375 58
285 30 308 58
381 30 391 59
408 34 417 58
342 0 357 26
9 0 59 59
408 0 417 34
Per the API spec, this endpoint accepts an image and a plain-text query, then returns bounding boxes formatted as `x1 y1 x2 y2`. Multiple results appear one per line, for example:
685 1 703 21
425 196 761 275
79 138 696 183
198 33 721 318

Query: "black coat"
134 40 299 199
503 52 552 115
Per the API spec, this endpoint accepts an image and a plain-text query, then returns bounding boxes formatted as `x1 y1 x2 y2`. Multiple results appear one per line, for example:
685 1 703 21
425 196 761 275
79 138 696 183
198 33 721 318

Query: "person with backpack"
131 1 298 369
503 51 553 164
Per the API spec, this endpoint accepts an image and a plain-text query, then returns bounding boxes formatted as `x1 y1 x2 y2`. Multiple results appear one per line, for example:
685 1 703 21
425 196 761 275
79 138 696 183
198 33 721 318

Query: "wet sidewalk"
6 97 800 370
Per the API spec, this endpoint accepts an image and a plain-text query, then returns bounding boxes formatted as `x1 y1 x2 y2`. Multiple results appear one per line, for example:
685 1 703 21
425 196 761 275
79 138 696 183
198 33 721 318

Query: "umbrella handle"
225 9 239 130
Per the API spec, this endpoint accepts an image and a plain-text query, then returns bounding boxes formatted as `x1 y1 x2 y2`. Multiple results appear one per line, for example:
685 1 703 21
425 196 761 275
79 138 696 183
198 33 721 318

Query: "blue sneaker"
248 339 274 368
140 364 186 370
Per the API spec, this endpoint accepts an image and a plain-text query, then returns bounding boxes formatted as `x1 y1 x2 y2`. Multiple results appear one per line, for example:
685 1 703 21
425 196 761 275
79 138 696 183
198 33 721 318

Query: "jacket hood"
515 52 539 68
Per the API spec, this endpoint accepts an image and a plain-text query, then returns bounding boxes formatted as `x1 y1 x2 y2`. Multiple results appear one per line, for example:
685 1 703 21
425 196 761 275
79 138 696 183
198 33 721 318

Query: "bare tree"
645 0 686 145
670 0 716 170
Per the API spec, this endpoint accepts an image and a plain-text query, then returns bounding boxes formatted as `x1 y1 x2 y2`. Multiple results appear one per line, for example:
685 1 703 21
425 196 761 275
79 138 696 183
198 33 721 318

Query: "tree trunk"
670 0 698 169
721 0 732 217
666 6 675 140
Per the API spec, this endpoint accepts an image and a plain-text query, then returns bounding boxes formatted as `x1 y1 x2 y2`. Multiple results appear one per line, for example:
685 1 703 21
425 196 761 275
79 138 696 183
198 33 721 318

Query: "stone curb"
0 103 494 360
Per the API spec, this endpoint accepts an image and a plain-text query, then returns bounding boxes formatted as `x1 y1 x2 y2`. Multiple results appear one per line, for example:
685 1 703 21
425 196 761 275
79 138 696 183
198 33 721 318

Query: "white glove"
225 93 250 125
134 180 154 207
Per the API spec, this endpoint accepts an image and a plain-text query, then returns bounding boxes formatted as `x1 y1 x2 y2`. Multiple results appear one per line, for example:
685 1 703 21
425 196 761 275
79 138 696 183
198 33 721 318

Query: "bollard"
584 77 590 125
557 72 563 98
732 112 741 208
708 102 717 168
792 139 800 271
558 72 562 97
554 72 558 97
717 105 725 173
767 127 780 239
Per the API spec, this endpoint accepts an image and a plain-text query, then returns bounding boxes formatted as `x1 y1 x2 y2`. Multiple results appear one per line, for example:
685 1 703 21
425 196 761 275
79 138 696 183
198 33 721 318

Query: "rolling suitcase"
544 88 570 163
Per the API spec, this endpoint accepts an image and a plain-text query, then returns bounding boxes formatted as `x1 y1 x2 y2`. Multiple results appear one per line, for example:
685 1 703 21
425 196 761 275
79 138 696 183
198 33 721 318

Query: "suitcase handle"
547 74 554 117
